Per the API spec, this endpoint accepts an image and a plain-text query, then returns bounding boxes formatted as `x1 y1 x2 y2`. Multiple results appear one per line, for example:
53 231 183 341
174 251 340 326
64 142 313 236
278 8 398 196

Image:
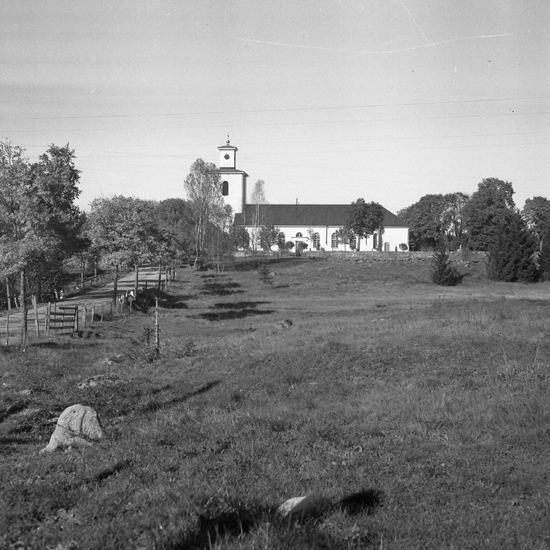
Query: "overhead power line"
3 110 549 134
0 96 548 121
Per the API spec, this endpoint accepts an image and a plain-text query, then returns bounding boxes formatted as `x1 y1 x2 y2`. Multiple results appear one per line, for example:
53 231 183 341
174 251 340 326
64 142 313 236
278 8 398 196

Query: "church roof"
235 204 408 227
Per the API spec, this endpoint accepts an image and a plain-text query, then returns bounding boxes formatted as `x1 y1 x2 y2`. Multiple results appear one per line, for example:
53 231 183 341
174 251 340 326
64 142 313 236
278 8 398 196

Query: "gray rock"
40 404 104 454
277 494 334 519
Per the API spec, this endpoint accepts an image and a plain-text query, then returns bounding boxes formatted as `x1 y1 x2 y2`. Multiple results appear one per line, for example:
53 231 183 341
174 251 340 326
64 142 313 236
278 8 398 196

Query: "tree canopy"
87 196 163 269
398 192 469 251
345 199 385 250
463 178 516 251
184 159 226 265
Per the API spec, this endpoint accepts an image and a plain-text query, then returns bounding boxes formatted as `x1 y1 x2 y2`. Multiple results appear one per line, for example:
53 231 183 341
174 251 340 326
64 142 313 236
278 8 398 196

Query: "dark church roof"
234 204 408 227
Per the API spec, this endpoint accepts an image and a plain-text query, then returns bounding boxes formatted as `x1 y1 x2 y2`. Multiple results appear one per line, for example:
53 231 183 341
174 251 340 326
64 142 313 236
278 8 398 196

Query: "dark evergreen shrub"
431 242 463 286
487 215 541 282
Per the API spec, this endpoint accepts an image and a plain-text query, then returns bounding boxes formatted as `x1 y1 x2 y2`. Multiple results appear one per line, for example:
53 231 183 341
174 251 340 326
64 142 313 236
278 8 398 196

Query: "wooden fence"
1 298 118 345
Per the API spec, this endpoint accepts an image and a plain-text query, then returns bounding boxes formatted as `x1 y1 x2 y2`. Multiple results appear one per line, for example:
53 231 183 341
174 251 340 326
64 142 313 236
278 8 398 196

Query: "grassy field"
1 255 550 549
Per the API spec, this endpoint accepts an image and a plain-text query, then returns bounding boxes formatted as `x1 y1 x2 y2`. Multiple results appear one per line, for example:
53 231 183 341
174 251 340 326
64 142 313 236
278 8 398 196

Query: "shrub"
487 214 541 282
431 242 463 286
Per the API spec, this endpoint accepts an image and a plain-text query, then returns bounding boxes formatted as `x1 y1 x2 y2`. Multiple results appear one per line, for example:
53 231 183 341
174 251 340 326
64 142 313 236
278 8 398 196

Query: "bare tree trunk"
20 269 27 348
134 263 139 297
113 263 118 305
6 278 12 310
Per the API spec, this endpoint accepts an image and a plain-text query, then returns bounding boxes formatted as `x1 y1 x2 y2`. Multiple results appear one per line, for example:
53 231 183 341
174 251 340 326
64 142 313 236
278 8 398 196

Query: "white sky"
1 0 549 214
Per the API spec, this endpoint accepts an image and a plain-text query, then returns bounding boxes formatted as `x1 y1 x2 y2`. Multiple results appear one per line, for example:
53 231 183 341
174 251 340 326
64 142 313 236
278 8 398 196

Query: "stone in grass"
277 494 334 519
280 319 293 329
40 404 104 454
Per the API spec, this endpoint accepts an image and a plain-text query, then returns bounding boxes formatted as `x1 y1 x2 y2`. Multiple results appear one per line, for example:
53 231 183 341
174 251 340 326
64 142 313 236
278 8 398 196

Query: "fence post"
74 305 79 332
155 297 160 355
5 312 9 346
92 303 95 324
101 302 104 322
32 295 40 337
46 303 50 335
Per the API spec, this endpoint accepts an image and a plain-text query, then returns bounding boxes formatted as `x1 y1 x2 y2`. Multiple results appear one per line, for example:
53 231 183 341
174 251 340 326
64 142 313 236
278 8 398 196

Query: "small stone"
17 389 33 396
280 319 293 329
40 404 104 454
277 494 334 519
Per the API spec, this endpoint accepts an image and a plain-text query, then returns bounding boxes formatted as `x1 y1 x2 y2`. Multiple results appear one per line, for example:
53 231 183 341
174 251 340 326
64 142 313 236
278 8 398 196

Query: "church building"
219 139 409 252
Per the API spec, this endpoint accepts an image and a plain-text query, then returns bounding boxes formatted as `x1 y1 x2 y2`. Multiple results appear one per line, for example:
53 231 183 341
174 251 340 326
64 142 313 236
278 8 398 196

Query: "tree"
87 196 163 299
184 159 225 267
0 141 82 346
154 198 194 262
345 199 385 251
399 194 449 251
486 211 541 283
441 192 470 250
463 178 516 251
523 196 550 278
431 240 463 286
248 179 268 254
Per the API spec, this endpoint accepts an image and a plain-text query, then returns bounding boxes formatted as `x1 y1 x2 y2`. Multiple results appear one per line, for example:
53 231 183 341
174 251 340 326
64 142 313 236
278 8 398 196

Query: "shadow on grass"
0 436 33 455
172 490 383 550
138 380 221 414
201 281 244 297
188 309 274 322
31 339 102 348
213 301 271 309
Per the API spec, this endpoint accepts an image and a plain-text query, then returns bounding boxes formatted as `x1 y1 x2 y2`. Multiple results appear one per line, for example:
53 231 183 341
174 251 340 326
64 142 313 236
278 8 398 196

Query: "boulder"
277 494 333 519
40 404 104 454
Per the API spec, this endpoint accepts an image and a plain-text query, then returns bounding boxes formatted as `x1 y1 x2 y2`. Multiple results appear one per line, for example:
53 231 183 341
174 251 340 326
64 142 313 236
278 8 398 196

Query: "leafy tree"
233 224 250 250
345 199 385 251
0 141 82 346
523 196 550 278
523 197 550 245
399 194 452 251
487 211 541 282
87 196 163 298
441 192 470 250
259 225 280 251
154 198 193 262
463 178 516 251
431 240 463 286
248 179 269 254
184 159 225 267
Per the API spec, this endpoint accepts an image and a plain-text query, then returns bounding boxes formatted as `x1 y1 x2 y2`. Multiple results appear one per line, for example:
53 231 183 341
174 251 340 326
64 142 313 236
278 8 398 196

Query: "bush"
487 215 541 282
431 242 463 286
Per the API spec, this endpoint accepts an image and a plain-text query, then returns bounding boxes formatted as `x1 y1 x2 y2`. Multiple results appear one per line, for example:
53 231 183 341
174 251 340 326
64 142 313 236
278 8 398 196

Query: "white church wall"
247 224 409 252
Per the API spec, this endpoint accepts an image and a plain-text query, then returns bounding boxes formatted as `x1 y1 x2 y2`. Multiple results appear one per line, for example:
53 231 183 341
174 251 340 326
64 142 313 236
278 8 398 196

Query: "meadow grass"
1 256 550 549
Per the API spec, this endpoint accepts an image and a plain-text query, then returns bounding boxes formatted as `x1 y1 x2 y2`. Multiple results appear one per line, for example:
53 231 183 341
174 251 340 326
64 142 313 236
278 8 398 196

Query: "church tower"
218 138 248 215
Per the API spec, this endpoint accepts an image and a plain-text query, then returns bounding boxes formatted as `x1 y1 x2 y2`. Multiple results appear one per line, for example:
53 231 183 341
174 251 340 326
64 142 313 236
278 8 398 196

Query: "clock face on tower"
224 154 230 160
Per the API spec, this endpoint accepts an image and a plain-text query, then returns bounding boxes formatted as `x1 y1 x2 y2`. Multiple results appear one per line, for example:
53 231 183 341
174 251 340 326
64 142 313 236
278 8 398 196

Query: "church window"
278 232 286 246
313 232 320 250
296 232 303 238
331 232 339 250
221 181 229 196
373 233 378 250
349 234 357 250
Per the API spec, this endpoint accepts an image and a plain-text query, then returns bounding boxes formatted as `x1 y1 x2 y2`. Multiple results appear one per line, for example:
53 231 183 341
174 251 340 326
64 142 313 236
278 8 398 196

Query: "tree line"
0 144 236 346
398 178 550 282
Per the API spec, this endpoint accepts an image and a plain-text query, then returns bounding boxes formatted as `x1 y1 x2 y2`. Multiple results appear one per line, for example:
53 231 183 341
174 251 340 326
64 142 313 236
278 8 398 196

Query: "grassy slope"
1 257 550 549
